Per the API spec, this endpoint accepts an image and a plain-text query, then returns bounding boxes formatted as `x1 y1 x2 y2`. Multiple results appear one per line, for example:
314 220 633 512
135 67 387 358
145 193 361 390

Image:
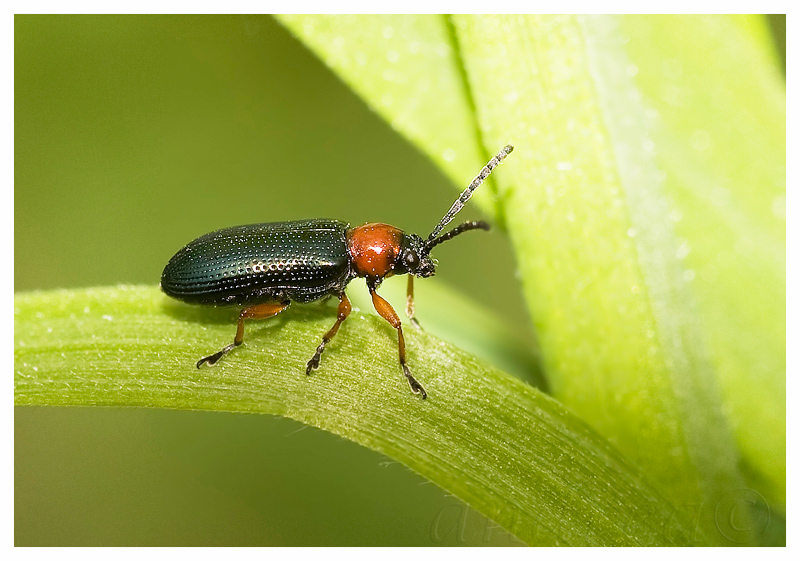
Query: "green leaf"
15 286 697 546
277 14 784 543
617 15 786 512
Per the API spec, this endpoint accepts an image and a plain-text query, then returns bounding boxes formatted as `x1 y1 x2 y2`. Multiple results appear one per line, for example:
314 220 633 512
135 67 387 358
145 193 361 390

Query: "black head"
396 232 436 278
400 145 513 278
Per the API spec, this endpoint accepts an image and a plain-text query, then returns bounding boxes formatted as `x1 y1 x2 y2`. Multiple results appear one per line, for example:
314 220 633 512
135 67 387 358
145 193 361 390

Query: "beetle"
161 145 513 398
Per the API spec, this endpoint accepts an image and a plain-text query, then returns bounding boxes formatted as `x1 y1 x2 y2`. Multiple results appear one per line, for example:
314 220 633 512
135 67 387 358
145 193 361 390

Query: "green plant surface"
15 286 696 546
618 15 786 511
277 14 785 543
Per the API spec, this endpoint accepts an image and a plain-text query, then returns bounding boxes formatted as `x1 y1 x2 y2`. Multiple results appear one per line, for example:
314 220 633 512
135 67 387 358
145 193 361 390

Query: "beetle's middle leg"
197 300 289 368
306 293 352 375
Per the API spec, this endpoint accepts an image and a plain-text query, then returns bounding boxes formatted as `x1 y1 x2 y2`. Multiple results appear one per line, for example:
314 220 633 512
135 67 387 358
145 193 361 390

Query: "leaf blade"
618 14 786 511
448 14 765 543
15 286 696 546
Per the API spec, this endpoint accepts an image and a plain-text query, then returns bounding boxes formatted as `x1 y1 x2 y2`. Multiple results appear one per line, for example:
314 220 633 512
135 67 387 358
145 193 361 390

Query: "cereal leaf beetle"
161 145 514 398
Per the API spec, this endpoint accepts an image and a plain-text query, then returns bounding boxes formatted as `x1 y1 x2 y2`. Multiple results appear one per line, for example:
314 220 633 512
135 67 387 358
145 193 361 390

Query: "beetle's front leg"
306 293 352 375
197 301 289 367
370 285 427 399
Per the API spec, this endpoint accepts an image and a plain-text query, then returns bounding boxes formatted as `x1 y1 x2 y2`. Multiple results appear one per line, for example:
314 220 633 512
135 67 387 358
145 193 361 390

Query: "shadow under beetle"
161 145 514 398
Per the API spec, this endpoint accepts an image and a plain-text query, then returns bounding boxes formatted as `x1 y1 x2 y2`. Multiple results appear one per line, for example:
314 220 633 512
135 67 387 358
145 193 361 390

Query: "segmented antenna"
424 220 490 252
426 145 514 242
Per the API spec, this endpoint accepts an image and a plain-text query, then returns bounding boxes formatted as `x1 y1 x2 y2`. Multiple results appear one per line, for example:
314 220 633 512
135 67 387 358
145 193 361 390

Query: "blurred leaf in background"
15 14 784 546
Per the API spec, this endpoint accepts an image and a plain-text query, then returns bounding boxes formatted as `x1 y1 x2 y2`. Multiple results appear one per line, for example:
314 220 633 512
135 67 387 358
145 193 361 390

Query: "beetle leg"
197 301 289 368
405 275 421 329
370 286 427 399
306 293 352 375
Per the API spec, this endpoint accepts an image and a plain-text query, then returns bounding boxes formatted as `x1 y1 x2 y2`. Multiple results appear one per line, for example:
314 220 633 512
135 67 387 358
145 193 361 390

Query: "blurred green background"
15 15 530 545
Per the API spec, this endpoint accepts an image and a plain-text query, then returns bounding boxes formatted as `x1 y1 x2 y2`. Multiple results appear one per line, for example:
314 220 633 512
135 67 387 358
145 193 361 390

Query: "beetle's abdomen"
161 219 351 306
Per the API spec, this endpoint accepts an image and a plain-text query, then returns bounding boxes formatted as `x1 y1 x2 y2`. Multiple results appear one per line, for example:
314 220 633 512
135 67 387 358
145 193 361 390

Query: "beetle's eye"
404 250 419 270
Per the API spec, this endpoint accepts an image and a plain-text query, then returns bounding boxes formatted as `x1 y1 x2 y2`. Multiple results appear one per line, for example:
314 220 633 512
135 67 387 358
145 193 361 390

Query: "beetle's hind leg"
306 293 352 375
197 301 289 368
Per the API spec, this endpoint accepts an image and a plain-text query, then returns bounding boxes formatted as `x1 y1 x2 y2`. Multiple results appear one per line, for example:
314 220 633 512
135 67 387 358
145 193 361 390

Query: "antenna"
424 220 490 252
426 144 513 242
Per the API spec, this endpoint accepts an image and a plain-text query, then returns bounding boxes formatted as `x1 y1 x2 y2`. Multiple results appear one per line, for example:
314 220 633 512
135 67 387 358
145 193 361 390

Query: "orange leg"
197 300 289 368
371 286 427 398
306 293 352 375
406 275 421 328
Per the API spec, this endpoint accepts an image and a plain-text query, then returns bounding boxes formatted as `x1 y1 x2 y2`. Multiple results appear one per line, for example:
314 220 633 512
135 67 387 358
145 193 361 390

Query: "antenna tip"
504 144 514 154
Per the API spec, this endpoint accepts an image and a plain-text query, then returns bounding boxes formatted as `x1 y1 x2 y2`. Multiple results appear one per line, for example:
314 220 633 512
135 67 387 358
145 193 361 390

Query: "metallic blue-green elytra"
161 219 352 306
